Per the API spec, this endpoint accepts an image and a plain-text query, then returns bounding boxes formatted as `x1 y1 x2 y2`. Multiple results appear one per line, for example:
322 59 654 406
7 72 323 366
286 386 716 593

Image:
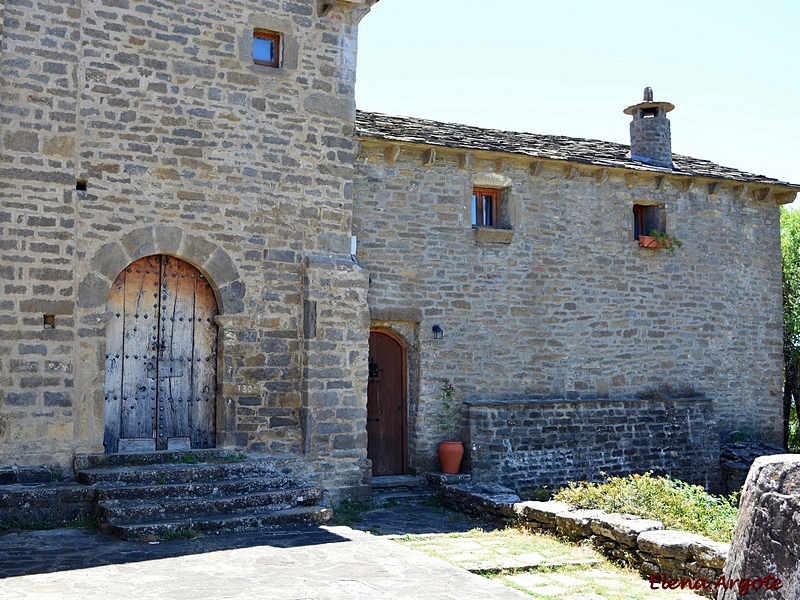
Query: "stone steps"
96 486 322 521
75 451 329 541
371 475 433 506
74 449 245 470
102 506 333 541
94 477 296 502
77 460 277 487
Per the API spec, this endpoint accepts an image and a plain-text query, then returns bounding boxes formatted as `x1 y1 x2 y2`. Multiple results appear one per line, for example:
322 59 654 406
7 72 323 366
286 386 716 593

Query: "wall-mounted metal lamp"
432 324 444 340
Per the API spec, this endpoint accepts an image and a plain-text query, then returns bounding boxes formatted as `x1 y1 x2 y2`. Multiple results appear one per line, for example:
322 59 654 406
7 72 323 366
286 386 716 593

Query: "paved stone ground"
0 522 526 600
0 503 698 599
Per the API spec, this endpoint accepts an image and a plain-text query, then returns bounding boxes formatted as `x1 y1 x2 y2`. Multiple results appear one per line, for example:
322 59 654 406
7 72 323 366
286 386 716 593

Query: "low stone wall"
439 483 728 598
718 440 785 494
465 397 720 494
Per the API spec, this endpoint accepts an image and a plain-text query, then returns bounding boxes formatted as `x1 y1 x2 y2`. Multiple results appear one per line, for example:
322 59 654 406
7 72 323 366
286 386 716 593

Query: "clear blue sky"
356 0 800 191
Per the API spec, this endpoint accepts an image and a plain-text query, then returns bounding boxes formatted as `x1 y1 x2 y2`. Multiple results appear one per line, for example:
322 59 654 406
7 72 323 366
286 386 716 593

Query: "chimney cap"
624 87 674 116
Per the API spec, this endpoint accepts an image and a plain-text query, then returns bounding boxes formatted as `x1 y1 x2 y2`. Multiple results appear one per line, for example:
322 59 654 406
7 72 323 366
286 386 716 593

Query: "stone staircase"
371 475 434 506
75 450 331 540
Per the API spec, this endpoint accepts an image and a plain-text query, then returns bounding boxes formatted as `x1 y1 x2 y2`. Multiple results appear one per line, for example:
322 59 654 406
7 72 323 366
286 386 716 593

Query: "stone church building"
1 0 797 501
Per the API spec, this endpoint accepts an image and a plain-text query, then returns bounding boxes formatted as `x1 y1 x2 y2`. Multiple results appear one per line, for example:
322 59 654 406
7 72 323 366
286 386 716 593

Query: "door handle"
367 418 380 423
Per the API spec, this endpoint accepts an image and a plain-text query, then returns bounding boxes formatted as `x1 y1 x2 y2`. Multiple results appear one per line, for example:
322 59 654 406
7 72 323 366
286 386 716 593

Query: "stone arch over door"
77 226 245 316
104 255 219 452
76 226 245 453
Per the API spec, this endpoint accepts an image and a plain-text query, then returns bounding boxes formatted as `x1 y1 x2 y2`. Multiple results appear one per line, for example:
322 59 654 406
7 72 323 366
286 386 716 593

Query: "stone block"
4 130 39 152
44 392 72 407
120 227 157 259
181 234 218 266
720 454 800 599
90 242 129 281
77 273 110 309
205 248 238 288
512 500 573 525
19 299 74 314
304 92 355 120
4 392 36 406
689 539 728 569
42 135 74 157
636 530 708 560
590 513 663 547
555 508 606 539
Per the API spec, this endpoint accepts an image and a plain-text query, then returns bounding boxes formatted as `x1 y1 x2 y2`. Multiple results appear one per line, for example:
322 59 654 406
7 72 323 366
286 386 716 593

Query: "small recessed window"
633 203 665 240
76 179 88 191
472 187 500 228
253 30 281 68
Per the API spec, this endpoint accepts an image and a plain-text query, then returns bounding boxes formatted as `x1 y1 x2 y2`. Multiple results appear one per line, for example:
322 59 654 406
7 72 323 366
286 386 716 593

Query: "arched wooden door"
367 330 407 475
104 255 218 453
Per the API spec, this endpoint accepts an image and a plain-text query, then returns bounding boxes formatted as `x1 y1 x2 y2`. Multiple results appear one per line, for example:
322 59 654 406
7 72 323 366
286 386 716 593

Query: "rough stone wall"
353 141 783 473
0 0 83 467
465 398 720 493
0 0 372 494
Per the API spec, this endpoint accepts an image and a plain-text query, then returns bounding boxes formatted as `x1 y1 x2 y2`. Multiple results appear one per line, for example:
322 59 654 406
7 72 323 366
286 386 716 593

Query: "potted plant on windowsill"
436 379 464 474
638 229 683 253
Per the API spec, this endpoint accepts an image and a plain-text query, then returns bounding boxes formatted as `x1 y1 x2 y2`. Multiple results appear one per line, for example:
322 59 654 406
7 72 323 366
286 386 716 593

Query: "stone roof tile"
356 111 799 189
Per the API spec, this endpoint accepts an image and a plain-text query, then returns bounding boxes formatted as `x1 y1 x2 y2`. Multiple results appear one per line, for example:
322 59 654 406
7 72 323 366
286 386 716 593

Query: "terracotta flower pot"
438 440 464 474
638 235 662 248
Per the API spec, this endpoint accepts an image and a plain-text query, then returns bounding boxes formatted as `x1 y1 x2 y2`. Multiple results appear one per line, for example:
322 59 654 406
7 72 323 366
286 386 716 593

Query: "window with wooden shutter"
472 187 500 228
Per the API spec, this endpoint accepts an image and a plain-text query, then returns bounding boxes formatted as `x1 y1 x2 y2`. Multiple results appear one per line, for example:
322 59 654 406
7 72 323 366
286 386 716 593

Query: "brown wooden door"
367 331 407 476
104 255 218 453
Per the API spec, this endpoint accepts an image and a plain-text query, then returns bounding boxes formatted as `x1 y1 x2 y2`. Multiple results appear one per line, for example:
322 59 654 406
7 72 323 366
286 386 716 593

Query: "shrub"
789 403 800 452
553 472 738 543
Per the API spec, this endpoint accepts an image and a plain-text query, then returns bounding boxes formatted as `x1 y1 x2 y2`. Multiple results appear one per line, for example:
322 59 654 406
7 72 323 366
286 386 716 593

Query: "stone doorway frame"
368 315 420 473
76 226 245 454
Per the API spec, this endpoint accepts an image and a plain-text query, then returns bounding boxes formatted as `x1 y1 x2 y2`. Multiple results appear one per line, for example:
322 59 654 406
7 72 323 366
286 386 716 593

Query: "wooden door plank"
120 256 161 445
103 270 126 453
381 334 405 474
191 273 218 448
157 256 194 449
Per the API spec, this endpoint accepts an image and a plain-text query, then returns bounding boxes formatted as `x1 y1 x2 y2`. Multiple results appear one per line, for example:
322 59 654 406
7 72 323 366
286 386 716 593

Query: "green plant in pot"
437 379 464 474
639 229 683 253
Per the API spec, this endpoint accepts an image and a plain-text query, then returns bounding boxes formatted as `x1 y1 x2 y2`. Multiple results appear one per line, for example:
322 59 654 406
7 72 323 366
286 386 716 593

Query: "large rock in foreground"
719 454 800 599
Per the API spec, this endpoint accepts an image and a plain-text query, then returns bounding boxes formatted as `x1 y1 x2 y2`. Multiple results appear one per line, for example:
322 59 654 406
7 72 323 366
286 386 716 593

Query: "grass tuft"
328 500 372 527
553 472 738 543
161 527 199 540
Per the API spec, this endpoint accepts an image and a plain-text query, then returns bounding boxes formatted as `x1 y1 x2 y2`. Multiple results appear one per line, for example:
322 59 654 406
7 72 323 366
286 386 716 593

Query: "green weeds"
553 472 738 543
328 500 372 527
221 452 248 462
161 527 199 540
789 404 800 452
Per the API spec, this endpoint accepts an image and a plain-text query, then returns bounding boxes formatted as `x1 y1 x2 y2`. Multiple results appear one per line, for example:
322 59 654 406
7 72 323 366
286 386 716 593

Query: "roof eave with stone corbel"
355 110 799 205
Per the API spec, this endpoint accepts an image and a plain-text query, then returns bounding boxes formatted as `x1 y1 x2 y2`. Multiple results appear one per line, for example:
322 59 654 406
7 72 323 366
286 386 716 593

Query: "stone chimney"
623 87 675 168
